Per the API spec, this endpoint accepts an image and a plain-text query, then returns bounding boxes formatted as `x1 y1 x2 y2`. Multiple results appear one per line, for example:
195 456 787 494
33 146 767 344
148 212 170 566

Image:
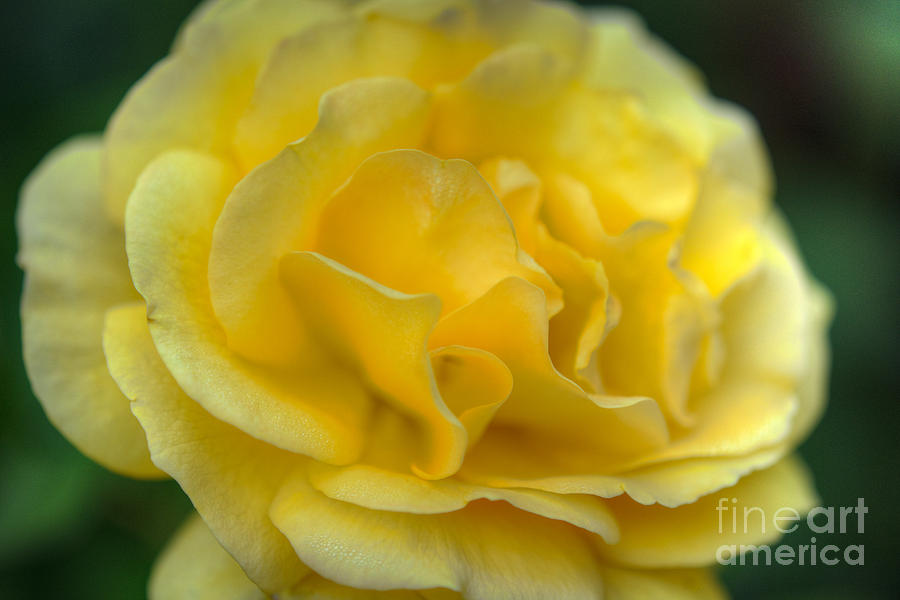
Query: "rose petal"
432 45 698 234
235 6 490 168
126 149 370 464
459 440 786 509
271 472 605 598
314 149 561 316
209 78 432 366
596 456 818 568
104 0 347 222
540 171 607 257
680 158 767 298
150 513 456 599
103 302 306 592
148 514 267 600
593 223 712 425
601 566 726 600
432 277 668 464
306 462 619 543
286 572 447 599
279 251 465 480
719 215 812 383
788 280 833 445
477 157 543 255
584 12 714 162
430 345 511 447
627 379 797 470
17 137 159 478
478 157 612 382
536 228 611 381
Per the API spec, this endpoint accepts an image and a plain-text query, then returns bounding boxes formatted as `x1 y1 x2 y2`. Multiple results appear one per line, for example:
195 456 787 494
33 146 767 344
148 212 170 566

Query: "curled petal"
209 78 432 365
433 277 669 465
280 251 465 480
536 228 611 382
431 345 512 447
477 157 542 255
315 149 561 316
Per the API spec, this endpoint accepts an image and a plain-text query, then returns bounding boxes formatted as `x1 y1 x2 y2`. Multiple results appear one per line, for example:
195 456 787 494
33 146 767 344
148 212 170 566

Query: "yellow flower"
18 1 831 598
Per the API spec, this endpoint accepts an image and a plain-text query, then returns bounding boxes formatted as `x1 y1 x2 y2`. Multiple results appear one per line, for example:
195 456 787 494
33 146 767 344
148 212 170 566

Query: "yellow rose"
18 0 831 598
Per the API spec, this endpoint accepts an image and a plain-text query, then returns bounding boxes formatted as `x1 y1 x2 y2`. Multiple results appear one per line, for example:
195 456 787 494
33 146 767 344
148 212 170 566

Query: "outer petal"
150 514 461 600
584 11 713 162
601 567 726 600
148 514 266 600
271 472 605 599
596 456 818 568
17 136 159 478
586 9 773 199
475 0 589 65
788 279 833 444
125 149 371 464
359 0 589 67
680 148 768 298
703 101 773 198
477 157 542 255
103 302 307 592
284 574 449 599
104 0 347 221
718 216 811 383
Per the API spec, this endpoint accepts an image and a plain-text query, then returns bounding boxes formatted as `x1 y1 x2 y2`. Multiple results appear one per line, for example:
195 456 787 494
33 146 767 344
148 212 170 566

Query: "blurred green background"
0 1 897 598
